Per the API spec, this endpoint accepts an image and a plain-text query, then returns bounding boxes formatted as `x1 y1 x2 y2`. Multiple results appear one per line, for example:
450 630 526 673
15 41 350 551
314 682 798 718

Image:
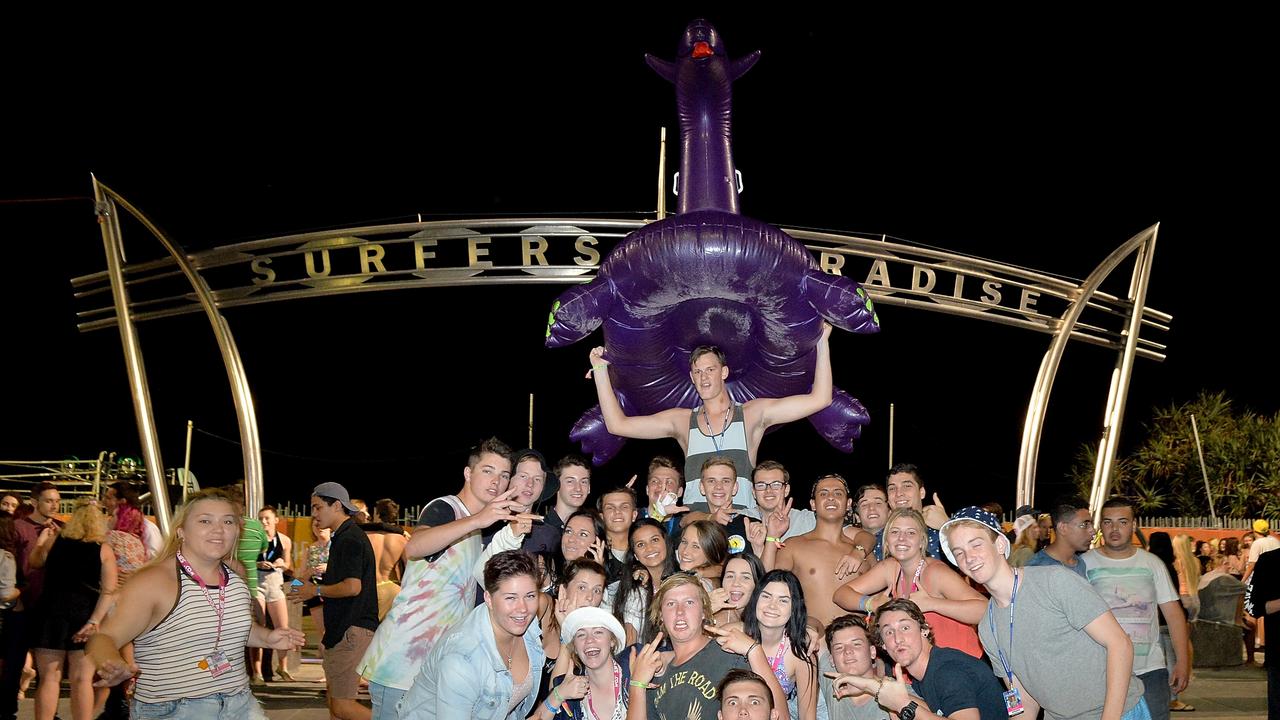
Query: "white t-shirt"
1249 534 1280 564
142 518 164 560
1082 548 1179 674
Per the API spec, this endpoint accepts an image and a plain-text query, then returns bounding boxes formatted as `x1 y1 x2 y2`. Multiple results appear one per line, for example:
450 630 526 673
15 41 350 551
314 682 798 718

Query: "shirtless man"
362 498 408 621
767 474 861 626
590 322 834 510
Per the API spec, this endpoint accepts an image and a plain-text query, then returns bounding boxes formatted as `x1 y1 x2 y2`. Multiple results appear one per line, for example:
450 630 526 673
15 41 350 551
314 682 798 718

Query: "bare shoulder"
121 561 179 602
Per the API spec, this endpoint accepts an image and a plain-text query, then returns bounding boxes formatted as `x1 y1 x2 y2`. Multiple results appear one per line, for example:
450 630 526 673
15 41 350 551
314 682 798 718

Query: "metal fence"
274 500 423 526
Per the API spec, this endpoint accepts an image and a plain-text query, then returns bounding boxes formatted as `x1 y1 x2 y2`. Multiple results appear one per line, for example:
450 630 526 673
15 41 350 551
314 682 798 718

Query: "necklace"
701 401 734 452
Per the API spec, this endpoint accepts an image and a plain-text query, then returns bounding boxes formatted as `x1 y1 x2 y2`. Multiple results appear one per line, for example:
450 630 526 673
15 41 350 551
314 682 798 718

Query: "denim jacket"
399 603 545 720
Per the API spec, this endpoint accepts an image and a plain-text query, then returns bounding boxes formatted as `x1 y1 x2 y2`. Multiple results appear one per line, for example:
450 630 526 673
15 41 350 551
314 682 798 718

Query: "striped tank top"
684 402 756 510
132 558 254 703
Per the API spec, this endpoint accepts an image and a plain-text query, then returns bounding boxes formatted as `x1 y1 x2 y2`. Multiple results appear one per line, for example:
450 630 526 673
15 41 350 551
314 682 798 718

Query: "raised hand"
706 624 757 656
556 673 590 701
475 486 535 528
711 503 735 527
587 537 609 563
709 587 733 614
767 498 793 539
922 492 949 530
509 511 542 537
629 632 666 686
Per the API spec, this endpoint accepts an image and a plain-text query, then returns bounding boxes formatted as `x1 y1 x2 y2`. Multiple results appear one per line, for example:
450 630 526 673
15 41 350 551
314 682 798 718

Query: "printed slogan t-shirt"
646 640 746 720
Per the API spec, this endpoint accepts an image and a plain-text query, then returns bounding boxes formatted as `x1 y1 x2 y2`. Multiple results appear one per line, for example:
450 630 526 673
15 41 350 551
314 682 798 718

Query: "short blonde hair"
647 573 715 641
61 501 108 543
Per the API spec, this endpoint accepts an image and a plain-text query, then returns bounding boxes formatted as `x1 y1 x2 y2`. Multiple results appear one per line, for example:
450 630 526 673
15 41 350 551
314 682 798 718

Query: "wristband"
765 536 781 543
873 677 885 704
551 687 564 705
592 364 608 371
316 584 324 598
746 641 760 656
628 680 651 689
858 595 871 612
544 698 559 713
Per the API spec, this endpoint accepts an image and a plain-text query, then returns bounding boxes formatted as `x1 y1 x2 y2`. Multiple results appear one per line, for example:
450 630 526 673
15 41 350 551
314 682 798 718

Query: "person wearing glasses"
744 462 815 541
1025 498 1094 580
588 322 835 512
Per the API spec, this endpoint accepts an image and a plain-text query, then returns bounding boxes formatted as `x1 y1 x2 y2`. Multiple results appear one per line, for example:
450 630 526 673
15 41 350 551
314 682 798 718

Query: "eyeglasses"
753 481 786 491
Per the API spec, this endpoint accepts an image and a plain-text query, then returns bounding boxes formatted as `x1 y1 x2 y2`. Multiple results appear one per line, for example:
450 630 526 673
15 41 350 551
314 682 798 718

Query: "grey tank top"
683 402 755 510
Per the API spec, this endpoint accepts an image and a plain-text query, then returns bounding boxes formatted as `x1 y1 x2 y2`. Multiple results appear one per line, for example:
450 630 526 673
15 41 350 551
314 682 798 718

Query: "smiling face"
561 514 598 561
884 514 926 562
572 625 617 671
558 464 591 511
258 508 278 534
885 472 925 511
811 477 851 522
465 452 513 504
485 573 539 639
721 556 756 608
855 488 889 532
631 524 669 570
946 523 1006 585
829 624 874 676
510 459 546 510
561 568 607 610
755 581 793 630
647 467 682 506
752 468 788 514
600 491 637 535
180 498 240 564
876 609 930 669
660 582 706 643
700 463 738 513
677 525 709 571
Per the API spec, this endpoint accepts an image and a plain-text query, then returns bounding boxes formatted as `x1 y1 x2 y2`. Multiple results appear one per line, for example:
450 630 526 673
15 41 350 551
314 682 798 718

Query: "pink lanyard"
767 638 788 674
585 661 621 720
175 551 228 649
893 558 926 597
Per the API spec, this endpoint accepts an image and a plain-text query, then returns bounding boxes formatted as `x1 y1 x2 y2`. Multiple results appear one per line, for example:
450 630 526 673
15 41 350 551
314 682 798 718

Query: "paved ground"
16 634 1269 719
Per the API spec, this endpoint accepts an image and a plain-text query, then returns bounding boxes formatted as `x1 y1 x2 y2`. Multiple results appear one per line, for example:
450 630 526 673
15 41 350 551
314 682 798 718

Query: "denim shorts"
131 688 266 719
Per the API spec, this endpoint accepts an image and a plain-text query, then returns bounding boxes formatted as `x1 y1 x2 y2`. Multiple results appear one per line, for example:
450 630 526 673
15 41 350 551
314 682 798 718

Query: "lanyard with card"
987 570 1024 716
176 551 233 678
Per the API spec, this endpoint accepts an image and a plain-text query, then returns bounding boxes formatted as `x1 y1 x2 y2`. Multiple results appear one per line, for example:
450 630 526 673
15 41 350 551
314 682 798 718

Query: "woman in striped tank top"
86 489 306 719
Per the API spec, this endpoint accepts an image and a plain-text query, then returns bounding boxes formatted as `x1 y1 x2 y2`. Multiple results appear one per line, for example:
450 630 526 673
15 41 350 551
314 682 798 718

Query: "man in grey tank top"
589 322 836 511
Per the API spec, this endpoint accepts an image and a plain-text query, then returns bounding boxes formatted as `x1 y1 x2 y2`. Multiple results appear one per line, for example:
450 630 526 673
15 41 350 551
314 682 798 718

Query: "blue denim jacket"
399 603 545 720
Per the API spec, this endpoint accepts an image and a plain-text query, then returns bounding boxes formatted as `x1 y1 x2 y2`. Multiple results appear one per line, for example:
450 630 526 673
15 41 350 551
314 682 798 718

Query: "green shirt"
238 518 269 595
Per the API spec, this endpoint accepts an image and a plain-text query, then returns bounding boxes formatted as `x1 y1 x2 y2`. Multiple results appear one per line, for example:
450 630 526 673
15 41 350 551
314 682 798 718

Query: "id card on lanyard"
176 551 232 678
988 570 1024 716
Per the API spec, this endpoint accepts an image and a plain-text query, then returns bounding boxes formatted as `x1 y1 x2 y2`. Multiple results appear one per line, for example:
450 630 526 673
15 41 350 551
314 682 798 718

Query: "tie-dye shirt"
358 495 478 690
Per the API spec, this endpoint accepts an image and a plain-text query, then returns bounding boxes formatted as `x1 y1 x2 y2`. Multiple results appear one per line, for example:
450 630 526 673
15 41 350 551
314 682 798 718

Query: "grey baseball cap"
312 482 360 514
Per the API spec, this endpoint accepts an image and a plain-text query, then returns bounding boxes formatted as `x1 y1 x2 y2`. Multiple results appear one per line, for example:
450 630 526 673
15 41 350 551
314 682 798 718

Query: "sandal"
1170 701 1196 712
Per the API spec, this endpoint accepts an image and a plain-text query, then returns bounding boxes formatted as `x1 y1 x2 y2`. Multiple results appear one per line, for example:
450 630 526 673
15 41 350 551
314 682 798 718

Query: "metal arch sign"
71 218 1168 362
76 182 1165 520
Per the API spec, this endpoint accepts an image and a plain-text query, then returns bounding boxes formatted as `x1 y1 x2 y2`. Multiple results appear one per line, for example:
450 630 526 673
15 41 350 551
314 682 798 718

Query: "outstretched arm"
749 323 833 430
590 347 685 441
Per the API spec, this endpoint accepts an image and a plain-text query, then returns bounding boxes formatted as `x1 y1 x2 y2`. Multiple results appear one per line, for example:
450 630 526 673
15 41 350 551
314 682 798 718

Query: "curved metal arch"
92 176 264 527
1016 223 1159 510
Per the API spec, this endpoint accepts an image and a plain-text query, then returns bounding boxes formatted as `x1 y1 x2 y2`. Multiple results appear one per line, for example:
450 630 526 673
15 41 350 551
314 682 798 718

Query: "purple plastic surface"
546 20 880 464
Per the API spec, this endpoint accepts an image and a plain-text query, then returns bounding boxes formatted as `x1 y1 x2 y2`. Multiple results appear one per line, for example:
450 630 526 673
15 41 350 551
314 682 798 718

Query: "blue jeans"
1139 668 1171 720
370 680 408 720
131 688 265 719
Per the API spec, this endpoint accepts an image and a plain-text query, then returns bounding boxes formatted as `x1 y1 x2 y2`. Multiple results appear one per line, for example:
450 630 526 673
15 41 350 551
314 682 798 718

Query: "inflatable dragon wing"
546 20 879 465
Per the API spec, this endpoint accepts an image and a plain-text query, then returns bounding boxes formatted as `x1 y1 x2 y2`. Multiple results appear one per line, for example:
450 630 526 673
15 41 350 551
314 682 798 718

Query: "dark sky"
2 13 1271 515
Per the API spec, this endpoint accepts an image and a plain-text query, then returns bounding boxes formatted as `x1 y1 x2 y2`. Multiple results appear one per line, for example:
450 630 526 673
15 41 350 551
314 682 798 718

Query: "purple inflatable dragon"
546 20 879 465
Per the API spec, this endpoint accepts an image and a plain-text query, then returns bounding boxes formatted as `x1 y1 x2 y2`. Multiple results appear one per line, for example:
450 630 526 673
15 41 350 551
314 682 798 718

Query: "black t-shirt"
417 499 461 563
646 639 746 719
912 647 1008 720
320 518 379 648
1246 549 1280 667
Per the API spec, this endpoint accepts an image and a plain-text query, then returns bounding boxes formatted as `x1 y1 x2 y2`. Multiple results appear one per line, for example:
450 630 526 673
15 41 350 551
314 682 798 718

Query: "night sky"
3 13 1271 515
